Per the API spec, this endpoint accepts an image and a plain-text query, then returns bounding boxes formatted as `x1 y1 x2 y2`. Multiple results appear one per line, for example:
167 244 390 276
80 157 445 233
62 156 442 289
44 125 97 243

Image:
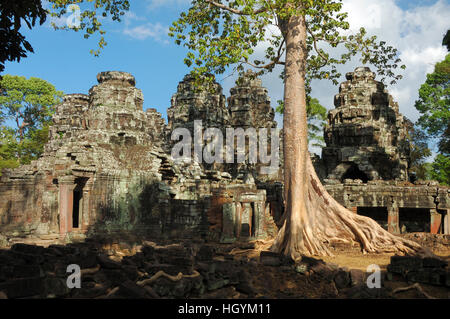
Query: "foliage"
428 154 450 186
48 0 130 56
414 53 450 154
411 32 450 186
404 120 432 181
167 0 405 152
0 0 47 73
168 0 405 87
0 75 62 173
443 29 450 52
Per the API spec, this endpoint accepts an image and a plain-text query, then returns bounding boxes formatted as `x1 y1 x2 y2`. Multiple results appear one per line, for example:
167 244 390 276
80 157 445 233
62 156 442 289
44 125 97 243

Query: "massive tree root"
271 156 426 259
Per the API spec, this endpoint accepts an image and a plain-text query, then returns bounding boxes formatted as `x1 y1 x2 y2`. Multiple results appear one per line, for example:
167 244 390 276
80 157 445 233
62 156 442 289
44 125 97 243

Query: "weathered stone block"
259 251 281 266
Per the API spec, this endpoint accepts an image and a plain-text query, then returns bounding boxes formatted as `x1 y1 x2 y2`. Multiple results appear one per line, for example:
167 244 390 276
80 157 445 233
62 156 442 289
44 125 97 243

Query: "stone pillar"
222 203 236 241
387 206 400 234
254 201 265 239
59 177 75 237
443 209 450 235
234 202 242 239
430 209 442 234
81 188 90 232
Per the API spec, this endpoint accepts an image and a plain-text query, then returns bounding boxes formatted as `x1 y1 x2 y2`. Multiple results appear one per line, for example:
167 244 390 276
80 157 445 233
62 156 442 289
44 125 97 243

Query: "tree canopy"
0 75 63 172
169 0 405 86
413 31 449 186
415 53 450 154
0 0 47 74
404 119 432 181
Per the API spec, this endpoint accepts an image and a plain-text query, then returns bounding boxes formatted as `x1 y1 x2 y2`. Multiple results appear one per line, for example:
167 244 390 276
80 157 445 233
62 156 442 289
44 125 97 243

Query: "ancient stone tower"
322 67 410 182
167 71 281 181
228 70 277 129
167 74 229 131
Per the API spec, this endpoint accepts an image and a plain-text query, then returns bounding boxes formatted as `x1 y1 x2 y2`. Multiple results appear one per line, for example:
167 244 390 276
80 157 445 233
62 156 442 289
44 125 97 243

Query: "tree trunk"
271 14 424 259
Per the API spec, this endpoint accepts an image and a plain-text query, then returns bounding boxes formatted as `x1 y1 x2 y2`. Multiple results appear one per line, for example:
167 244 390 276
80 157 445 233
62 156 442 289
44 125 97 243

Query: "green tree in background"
414 30 449 185
0 75 63 173
443 30 450 51
415 54 450 153
428 154 450 186
404 119 432 181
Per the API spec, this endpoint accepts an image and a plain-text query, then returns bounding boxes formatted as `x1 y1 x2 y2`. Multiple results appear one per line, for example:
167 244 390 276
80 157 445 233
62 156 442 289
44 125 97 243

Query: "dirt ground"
224 234 450 299
1 232 448 299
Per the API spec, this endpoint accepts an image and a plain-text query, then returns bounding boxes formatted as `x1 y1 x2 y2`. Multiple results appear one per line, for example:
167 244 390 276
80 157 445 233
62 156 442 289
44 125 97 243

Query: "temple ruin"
0 67 448 247
320 67 449 235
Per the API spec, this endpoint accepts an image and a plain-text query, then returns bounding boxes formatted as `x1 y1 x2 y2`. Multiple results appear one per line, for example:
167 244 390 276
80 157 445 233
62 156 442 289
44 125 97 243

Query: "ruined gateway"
0 67 449 247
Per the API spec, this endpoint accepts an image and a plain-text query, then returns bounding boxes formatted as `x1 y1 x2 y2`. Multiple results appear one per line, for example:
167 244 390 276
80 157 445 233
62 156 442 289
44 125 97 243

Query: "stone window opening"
341 163 369 183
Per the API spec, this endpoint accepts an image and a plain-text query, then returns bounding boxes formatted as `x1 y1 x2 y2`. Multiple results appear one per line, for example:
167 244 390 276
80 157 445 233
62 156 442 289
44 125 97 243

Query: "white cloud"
123 11 146 26
146 0 190 10
123 22 170 43
252 0 449 128
401 46 447 75
340 0 449 123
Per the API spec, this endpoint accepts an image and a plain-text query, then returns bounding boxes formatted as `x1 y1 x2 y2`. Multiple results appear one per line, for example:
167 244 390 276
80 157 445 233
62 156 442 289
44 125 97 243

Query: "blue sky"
3 0 450 146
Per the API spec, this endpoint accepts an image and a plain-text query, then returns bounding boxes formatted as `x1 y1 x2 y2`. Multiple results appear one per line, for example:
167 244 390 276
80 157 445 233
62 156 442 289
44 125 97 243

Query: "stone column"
254 201 265 239
59 177 75 237
443 209 450 235
222 203 235 241
81 188 90 232
234 202 242 239
430 209 442 234
387 206 400 234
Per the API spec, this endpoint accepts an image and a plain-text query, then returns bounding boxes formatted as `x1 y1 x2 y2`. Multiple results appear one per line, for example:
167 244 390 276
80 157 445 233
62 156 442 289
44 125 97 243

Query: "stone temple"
0 68 448 247
322 67 410 182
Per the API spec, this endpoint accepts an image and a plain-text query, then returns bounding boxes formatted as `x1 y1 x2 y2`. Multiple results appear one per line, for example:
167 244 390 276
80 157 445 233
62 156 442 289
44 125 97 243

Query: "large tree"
415 54 450 155
414 33 449 186
404 119 432 181
25 0 423 257
0 74 62 171
168 0 422 258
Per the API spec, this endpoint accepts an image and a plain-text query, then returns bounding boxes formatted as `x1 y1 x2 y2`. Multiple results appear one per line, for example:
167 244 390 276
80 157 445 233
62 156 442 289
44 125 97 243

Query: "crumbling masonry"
0 68 448 246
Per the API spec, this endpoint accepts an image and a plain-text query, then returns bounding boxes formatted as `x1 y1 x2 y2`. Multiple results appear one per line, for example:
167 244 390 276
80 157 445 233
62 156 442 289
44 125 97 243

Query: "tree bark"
271 14 424 259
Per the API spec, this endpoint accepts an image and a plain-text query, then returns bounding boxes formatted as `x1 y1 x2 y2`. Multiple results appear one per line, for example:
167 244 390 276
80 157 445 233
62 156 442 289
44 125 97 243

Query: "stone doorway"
72 177 88 229
59 176 90 236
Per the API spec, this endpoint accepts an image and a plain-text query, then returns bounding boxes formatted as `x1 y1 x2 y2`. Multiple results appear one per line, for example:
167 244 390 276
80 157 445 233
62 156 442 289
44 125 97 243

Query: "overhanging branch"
306 22 329 68
205 0 267 15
